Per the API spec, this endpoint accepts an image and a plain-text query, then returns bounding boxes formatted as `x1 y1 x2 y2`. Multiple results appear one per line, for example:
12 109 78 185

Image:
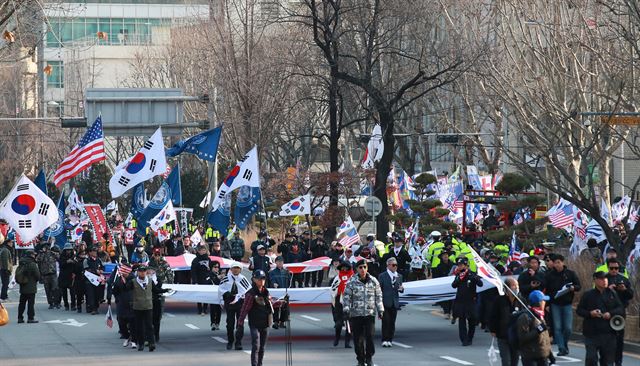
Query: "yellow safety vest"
131 218 137 228
428 242 445 268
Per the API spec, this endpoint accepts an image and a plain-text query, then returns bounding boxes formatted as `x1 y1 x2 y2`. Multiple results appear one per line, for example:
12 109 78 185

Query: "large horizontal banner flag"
164 253 241 271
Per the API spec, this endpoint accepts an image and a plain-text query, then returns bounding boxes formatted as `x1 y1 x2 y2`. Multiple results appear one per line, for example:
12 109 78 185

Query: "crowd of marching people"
0 215 636 366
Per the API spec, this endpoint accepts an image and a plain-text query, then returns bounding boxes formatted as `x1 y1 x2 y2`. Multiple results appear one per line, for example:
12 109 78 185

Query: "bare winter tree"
482 0 640 250
292 0 470 238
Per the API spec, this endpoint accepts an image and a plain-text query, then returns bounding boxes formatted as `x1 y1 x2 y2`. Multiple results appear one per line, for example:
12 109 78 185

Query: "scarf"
337 269 354 296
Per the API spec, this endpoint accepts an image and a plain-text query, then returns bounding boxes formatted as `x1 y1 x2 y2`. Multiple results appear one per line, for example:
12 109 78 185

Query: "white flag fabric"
361 124 384 169
109 127 168 198
106 200 117 211
149 200 176 231
84 271 102 286
211 146 261 210
68 188 84 212
611 195 631 223
468 246 505 296
199 191 211 208
190 230 203 245
0 175 59 243
279 194 311 216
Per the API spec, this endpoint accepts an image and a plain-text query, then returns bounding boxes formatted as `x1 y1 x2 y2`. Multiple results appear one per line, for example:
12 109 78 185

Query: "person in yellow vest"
425 231 445 272
596 247 629 278
131 218 137 229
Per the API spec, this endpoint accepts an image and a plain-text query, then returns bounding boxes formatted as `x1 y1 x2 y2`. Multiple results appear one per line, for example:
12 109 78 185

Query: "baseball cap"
257 244 265 250
528 290 550 305
275 255 284 262
230 262 242 269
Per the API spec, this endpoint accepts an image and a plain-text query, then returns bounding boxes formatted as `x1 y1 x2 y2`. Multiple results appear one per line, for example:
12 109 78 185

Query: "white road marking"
212 336 227 343
556 355 581 363
392 341 412 349
43 319 87 327
439 356 473 365
164 312 176 318
243 350 251 355
185 323 199 330
300 315 321 322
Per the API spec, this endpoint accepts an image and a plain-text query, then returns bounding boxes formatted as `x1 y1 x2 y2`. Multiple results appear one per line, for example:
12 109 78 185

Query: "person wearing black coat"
73 250 88 313
381 238 412 279
517 256 546 299
488 278 522 366
576 271 624 366
451 257 483 346
544 254 581 356
284 243 307 288
108 269 136 347
207 261 224 331
307 234 329 287
433 251 455 317
148 266 170 342
605 259 634 366
58 245 77 310
191 245 212 315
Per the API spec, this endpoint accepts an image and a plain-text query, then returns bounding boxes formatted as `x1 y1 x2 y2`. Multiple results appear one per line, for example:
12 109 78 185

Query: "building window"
45 17 169 47
46 61 64 88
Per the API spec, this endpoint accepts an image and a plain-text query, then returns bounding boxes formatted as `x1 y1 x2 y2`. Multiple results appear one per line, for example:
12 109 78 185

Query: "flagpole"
258 186 268 235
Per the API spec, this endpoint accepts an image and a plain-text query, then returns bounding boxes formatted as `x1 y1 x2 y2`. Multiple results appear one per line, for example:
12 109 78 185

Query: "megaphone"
610 315 625 331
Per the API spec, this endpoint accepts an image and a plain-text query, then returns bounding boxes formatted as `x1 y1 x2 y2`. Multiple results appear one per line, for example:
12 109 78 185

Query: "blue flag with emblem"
208 191 231 233
136 166 181 235
166 126 222 162
44 193 67 248
167 164 182 206
234 186 261 230
130 183 146 220
35 169 47 196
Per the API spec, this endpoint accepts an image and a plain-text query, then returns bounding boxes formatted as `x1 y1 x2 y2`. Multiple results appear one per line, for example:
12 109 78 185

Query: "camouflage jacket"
150 257 174 284
37 250 59 276
342 273 384 318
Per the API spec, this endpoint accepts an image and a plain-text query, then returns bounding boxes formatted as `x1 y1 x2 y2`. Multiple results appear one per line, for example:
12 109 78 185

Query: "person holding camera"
577 271 624 366
451 257 483 346
516 290 551 366
605 258 634 366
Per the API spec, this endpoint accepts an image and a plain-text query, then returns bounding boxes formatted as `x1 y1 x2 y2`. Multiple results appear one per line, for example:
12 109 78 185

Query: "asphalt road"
1 284 639 366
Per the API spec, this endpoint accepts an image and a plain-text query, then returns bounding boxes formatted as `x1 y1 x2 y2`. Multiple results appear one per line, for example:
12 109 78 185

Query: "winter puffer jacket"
342 273 384 318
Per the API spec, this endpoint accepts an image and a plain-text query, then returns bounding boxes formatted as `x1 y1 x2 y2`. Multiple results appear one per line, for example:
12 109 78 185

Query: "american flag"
105 305 113 328
508 231 521 263
117 263 132 283
339 227 361 247
547 199 574 228
54 116 105 187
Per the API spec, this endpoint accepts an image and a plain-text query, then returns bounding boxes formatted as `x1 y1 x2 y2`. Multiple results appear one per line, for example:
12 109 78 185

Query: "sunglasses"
389 264 398 267
609 266 620 270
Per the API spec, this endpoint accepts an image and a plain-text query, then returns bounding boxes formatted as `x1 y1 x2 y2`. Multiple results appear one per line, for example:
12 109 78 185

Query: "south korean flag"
279 194 311 216
211 146 261 211
109 127 168 198
149 200 177 231
0 174 59 243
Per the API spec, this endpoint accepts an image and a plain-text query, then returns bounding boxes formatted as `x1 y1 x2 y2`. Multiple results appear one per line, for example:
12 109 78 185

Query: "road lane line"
300 315 321 322
440 356 473 365
392 341 412 349
556 355 580 362
212 336 227 343
243 350 251 355
164 312 176 317
185 323 199 329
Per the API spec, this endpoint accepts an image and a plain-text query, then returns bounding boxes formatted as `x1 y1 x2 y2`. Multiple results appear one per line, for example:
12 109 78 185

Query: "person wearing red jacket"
330 261 354 348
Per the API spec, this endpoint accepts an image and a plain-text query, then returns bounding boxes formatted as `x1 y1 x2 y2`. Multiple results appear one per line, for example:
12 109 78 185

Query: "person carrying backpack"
15 250 40 323
516 290 552 366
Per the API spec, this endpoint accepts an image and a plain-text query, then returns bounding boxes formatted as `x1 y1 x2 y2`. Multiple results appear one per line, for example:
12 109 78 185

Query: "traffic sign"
601 116 640 125
364 196 383 217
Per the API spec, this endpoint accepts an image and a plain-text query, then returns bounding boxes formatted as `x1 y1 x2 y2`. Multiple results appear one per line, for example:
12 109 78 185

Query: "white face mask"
136 247 144 252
